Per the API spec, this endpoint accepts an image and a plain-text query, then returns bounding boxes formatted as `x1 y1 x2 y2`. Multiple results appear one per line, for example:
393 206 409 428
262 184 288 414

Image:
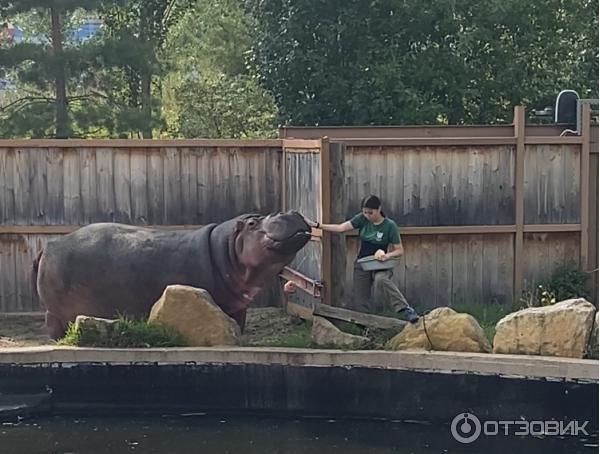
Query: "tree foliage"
161 0 277 138
247 0 599 126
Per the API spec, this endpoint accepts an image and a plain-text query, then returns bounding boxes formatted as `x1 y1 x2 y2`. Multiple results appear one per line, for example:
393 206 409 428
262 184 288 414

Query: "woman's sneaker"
398 306 419 324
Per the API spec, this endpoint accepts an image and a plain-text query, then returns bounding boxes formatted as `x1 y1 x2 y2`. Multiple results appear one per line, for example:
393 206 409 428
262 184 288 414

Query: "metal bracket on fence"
279 266 324 299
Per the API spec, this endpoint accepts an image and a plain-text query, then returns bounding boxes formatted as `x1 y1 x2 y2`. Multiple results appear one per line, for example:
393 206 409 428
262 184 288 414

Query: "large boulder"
493 298 596 358
148 285 240 346
387 307 492 353
311 316 370 348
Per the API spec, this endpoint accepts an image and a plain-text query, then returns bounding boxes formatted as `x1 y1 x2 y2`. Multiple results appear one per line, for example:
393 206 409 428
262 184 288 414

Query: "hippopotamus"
34 211 311 339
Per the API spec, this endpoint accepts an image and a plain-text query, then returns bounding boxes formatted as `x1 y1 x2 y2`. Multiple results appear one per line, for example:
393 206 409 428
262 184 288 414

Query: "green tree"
0 1 119 138
161 0 277 138
247 0 598 126
98 0 191 138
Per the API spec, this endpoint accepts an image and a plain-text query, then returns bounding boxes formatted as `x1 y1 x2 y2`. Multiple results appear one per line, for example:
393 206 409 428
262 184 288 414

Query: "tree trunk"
50 7 69 139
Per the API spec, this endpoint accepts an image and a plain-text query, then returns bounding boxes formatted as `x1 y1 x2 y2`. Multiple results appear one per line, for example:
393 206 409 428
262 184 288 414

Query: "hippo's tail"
32 248 44 300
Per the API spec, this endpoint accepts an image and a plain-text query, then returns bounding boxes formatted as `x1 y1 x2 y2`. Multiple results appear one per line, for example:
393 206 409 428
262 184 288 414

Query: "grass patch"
244 319 316 348
452 303 512 344
58 316 186 348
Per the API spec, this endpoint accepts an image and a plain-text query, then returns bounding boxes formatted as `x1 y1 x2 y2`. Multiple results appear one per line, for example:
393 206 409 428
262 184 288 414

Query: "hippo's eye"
248 219 258 228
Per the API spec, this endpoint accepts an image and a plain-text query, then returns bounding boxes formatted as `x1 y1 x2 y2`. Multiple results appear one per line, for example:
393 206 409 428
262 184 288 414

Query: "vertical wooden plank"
80 148 98 224
498 233 514 304
433 148 453 225
513 106 525 301
281 147 287 212
483 235 500 303
96 148 115 222
163 147 181 224
451 235 469 306
45 147 64 224
580 104 590 270
0 237 16 312
147 149 165 225
404 236 422 308
435 234 453 307
13 148 31 225
29 149 47 225
419 147 435 225
467 234 484 304
451 148 466 225
588 152 598 300
320 137 332 305
0 148 15 224
181 147 198 224
113 148 132 224
420 235 436 308
466 148 483 225
403 149 420 225
63 148 82 225
130 149 148 224
564 144 581 223
14 236 33 311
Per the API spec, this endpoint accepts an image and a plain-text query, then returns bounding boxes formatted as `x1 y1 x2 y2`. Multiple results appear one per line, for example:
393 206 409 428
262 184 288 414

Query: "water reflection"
0 415 596 454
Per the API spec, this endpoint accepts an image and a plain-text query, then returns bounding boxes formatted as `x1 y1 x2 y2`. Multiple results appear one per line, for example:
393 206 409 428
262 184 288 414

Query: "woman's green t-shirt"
350 213 401 259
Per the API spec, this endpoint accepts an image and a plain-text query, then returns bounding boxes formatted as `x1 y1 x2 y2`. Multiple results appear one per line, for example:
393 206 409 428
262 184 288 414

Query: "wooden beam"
0 311 45 319
342 137 517 147
0 139 284 148
281 139 322 149
523 224 581 233
320 137 332 306
286 301 407 331
279 266 323 298
513 106 526 302
1 224 584 236
525 136 583 145
580 104 591 270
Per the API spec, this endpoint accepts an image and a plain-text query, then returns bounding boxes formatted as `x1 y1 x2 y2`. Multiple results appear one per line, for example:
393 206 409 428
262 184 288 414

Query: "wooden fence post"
580 103 591 271
329 141 347 307
513 106 525 302
320 137 332 305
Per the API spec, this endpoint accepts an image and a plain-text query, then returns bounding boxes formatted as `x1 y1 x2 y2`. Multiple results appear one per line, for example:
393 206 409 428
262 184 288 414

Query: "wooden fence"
283 106 599 308
1 106 597 312
0 139 326 312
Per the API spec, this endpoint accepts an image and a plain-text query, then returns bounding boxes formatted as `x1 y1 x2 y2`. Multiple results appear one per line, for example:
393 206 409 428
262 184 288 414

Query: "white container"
357 255 396 272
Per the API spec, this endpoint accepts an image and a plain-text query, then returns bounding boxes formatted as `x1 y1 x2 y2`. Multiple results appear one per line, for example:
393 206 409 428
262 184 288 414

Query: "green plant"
543 264 591 301
520 263 590 309
58 316 186 348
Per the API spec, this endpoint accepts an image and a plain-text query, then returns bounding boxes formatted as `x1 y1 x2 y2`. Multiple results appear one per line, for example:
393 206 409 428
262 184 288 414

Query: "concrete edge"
0 347 597 381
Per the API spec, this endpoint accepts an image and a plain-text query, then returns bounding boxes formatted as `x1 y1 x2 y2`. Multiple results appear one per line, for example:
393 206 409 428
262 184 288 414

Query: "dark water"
0 414 596 454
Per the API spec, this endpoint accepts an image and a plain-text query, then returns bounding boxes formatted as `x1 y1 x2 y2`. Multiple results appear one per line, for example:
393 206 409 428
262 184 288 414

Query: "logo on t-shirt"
376 231 384 241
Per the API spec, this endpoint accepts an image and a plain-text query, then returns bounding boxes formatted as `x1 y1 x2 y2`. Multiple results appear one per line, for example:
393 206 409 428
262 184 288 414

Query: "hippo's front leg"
229 309 247 331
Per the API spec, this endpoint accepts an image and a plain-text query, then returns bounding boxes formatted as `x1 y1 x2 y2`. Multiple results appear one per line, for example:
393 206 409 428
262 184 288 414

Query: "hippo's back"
37 223 207 326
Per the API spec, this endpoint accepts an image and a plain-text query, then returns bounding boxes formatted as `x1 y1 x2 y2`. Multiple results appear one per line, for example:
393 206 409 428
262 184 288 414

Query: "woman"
302 195 419 323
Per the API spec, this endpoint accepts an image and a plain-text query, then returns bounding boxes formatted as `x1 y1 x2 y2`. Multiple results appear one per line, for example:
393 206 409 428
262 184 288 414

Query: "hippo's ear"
235 219 245 233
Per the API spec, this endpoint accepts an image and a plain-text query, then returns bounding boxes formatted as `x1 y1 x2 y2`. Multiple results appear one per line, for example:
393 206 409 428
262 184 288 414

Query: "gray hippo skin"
34 211 311 339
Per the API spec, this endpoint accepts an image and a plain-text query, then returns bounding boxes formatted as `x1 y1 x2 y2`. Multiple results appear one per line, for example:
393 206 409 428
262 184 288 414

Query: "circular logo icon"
451 412 482 444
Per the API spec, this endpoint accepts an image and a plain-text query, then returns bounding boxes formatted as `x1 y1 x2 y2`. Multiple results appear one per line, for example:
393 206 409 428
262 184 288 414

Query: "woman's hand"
377 253 390 262
301 214 319 229
283 281 297 294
